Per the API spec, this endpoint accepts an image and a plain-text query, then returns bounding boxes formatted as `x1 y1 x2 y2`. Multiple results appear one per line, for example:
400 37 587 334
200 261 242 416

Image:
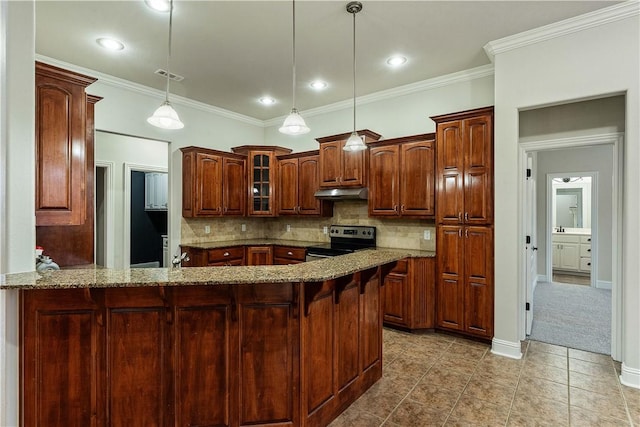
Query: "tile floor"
329 328 639 426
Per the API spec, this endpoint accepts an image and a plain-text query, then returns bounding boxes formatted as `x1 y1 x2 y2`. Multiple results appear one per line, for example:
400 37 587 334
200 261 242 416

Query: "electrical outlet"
323 226 328 234
241 223 246 232
204 225 211 234
423 229 431 240
286 224 291 232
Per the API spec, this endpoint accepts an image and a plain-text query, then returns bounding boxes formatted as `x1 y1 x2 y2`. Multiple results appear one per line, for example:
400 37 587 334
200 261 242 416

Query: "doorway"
520 135 622 358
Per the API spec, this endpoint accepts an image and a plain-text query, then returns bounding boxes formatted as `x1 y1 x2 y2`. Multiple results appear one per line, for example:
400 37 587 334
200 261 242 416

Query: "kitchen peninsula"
4 249 428 427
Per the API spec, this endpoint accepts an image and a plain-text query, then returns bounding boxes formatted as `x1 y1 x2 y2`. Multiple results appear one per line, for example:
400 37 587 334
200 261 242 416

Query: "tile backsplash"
181 200 436 251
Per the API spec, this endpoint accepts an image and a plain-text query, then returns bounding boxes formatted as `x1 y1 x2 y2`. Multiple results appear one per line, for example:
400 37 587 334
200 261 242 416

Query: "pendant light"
343 1 366 152
279 0 310 135
147 0 184 130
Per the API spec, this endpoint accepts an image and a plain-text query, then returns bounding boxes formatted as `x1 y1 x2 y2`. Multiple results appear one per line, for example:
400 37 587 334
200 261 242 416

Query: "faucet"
172 252 190 269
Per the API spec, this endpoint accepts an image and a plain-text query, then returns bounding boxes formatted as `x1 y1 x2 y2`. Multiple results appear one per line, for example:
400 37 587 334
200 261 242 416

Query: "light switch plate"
286 224 291 232
323 226 328 234
205 225 211 234
241 224 246 232
423 229 431 240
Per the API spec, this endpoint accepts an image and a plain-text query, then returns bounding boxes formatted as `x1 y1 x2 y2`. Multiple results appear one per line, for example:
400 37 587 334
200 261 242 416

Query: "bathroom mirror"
552 176 591 230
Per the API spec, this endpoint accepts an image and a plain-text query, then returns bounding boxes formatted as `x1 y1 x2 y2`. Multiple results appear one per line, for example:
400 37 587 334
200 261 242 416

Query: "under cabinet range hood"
314 187 369 200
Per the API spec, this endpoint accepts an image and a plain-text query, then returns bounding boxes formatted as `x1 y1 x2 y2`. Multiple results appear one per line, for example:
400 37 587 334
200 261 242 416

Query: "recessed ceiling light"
145 0 171 12
386 55 407 67
96 38 125 51
310 80 328 90
259 97 276 105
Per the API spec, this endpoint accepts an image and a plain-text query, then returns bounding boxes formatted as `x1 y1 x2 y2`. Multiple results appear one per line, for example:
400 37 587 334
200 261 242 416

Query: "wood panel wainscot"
20 265 394 426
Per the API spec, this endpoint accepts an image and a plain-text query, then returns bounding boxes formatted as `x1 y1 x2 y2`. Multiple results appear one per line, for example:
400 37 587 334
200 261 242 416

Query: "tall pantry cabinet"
431 107 494 339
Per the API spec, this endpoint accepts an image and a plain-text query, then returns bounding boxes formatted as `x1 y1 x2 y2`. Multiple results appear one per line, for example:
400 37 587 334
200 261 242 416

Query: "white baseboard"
537 274 548 283
491 338 523 360
620 363 640 389
597 280 612 290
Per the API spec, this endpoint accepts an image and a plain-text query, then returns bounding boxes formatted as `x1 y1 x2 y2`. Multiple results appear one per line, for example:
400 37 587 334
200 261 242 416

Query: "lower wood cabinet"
181 245 245 267
383 257 436 330
246 245 273 265
273 246 306 265
21 267 387 427
436 225 494 339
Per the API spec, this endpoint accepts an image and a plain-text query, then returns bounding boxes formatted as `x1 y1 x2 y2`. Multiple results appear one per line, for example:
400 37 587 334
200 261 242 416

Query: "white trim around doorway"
518 132 623 361
123 163 168 269
95 161 115 268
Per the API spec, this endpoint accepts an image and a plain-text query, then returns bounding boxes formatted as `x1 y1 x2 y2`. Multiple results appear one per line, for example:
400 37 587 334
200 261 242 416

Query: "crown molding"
484 0 639 61
264 64 495 128
35 55 264 127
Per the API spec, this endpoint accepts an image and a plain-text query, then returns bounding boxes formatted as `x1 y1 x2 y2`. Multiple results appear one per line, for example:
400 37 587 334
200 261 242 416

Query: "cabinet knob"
401 205 405 212
287 251 293 256
393 204 398 213
465 228 469 238
587 262 591 266
458 212 462 222
223 252 230 257
587 249 591 252
464 212 469 221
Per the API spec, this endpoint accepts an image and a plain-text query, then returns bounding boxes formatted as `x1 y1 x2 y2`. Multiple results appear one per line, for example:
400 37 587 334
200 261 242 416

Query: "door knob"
532 247 538 251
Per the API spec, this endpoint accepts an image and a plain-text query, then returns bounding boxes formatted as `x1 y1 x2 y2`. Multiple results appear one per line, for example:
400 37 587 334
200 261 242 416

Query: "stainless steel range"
305 225 376 262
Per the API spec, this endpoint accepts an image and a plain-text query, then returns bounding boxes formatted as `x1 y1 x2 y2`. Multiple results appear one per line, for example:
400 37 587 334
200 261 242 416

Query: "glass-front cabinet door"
232 145 292 216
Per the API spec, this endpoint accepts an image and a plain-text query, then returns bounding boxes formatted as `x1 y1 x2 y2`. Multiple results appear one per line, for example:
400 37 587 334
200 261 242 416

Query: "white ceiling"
35 1 619 121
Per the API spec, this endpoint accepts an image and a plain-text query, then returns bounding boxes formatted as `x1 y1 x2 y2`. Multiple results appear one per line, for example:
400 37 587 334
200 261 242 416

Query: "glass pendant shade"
343 131 366 152
147 101 184 129
279 108 310 135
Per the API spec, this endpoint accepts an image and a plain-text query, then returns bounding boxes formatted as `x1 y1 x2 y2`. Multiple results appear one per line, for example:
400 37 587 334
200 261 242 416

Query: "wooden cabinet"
436 225 493 338
232 145 292 217
432 107 493 225
383 257 436 330
273 246 306 265
181 146 246 217
35 61 101 267
246 245 273 265
180 245 245 266
368 134 435 218
35 62 97 226
21 266 390 426
316 130 381 188
433 107 494 340
278 150 333 216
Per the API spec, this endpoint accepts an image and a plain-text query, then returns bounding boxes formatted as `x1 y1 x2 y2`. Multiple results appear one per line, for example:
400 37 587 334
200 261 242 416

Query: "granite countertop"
0 248 434 290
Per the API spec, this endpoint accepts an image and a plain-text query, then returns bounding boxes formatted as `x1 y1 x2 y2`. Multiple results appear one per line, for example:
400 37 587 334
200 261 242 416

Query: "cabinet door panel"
36 73 88 226
382 273 408 327
436 226 464 330
559 243 580 270
464 115 493 224
298 155 324 215
337 281 360 390
239 303 296 425
278 158 299 214
246 246 273 266
305 290 335 414
196 153 222 216
319 141 341 187
360 271 381 371
400 140 435 216
222 157 245 216
23 308 98 427
341 146 366 187
107 308 168 427
464 227 493 337
175 305 232 427
369 145 399 216
436 121 464 224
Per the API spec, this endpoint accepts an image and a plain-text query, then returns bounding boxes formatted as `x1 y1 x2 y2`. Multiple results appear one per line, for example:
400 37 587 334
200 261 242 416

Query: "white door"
525 155 537 335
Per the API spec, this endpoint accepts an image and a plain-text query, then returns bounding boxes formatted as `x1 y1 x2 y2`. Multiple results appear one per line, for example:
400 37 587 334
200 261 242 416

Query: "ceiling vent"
154 69 184 82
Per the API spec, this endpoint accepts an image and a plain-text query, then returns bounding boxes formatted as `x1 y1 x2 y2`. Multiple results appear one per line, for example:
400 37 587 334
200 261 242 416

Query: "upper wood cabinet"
35 62 97 226
181 147 246 217
316 130 381 188
431 107 493 225
232 146 292 217
277 150 333 217
368 134 435 218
